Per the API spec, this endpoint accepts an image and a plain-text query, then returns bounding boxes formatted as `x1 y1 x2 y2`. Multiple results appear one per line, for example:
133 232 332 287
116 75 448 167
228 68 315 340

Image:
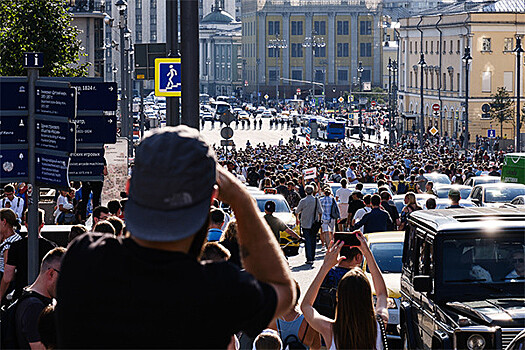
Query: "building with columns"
397 0 525 141
241 0 385 101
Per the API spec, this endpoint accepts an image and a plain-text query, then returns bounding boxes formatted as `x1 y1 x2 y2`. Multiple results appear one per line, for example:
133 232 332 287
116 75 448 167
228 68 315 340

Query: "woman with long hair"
0 208 22 279
301 233 388 349
399 192 423 230
219 219 242 268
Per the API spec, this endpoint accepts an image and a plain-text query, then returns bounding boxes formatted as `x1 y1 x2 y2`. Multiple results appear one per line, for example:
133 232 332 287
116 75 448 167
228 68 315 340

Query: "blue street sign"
488 129 496 138
154 58 181 97
36 118 76 153
36 153 70 187
69 148 105 181
74 115 117 144
35 84 76 118
70 82 118 111
23 52 43 68
0 80 28 111
0 149 28 181
0 116 27 144
333 98 336 103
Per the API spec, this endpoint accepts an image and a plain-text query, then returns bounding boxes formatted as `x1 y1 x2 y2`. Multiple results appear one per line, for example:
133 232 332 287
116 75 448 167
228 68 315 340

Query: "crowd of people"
0 121 511 350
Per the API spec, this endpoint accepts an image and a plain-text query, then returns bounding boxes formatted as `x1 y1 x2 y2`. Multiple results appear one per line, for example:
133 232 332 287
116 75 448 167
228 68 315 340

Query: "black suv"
400 208 525 349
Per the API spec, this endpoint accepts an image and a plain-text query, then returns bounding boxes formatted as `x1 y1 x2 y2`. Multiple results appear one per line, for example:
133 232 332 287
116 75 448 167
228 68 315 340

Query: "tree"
489 87 514 138
0 0 88 77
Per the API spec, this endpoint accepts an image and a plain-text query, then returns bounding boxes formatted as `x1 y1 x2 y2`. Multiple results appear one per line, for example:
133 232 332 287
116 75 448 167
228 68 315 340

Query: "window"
425 41 428 53
359 21 371 35
457 40 460 53
504 38 514 52
430 41 433 53
268 21 274 35
457 73 460 91
482 38 491 52
269 70 277 83
410 71 413 87
362 69 371 82
359 42 371 57
443 73 446 90
443 40 446 54
136 0 142 8
314 69 325 83
450 74 453 91
409 41 412 53
402 40 406 52
268 48 280 57
136 30 142 42
450 40 453 54
337 69 348 82
291 21 303 35
292 70 302 80
136 14 142 25
291 43 303 57
314 21 326 35
415 41 418 54
268 21 280 36
314 46 326 57
337 21 349 35
482 71 491 92
337 43 349 57
504 71 513 92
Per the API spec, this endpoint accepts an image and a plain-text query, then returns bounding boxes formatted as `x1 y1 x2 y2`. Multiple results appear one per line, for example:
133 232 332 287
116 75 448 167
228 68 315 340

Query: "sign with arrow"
74 115 117 144
36 153 70 187
70 82 118 111
35 84 76 118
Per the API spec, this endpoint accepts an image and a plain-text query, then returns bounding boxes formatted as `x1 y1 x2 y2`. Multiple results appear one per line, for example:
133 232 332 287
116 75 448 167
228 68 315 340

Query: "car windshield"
484 187 525 203
425 173 451 185
474 177 500 185
368 242 403 273
436 187 472 199
442 237 524 284
256 198 291 213
216 104 230 114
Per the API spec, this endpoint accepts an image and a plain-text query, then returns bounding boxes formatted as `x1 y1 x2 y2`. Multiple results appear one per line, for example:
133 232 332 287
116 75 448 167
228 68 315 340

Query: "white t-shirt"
1 196 25 219
336 187 352 204
353 207 372 232
54 195 73 223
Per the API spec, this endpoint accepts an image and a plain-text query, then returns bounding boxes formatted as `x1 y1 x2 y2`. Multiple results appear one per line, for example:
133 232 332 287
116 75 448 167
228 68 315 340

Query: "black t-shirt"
7 237 56 299
56 233 278 349
15 291 52 349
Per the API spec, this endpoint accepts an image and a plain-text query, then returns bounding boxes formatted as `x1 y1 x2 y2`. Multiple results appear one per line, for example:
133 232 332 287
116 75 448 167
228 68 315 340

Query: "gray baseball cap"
125 126 216 242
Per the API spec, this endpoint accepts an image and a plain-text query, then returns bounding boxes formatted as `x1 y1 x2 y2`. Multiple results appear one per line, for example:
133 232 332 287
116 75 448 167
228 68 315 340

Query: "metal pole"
311 45 314 105
392 62 397 144
119 14 128 152
420 54 425 147
166 0 180 126
464 47 470 151
27 68 39 283
128 47 134 157
180 0 200 129
388 58 392 146
257 58 260 105
515 36 523 152
140 80 145 137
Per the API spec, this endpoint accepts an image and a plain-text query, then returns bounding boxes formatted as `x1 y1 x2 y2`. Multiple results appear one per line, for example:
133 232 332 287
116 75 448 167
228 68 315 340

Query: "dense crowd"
0 123 510 350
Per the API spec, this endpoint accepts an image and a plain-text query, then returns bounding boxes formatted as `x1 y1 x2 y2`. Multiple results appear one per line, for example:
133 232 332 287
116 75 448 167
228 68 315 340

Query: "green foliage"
489 87 514 136
0 0 88 77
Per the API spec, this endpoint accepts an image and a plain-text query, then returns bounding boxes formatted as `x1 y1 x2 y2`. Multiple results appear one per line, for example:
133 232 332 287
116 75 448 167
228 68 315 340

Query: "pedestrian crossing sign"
155 58 182 97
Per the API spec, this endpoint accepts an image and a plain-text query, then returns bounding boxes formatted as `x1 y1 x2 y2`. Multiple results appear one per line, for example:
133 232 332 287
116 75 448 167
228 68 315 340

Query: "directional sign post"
74 115 117 145
0 78 28 112
71 82 117 111
488 129 496 138
35 153 70 188
155 58 182 97
35 118 76 153
0 149 28 182
69 148 106 181
0 116 28 144
35 83 76 118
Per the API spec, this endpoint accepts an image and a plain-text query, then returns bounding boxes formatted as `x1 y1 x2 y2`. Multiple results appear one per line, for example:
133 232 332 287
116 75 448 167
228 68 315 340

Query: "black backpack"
276 319 308 350
313 285 337 319
0 291 50 349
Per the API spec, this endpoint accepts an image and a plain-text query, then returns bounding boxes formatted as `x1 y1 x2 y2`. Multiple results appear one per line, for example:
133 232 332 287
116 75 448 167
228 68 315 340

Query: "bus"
216 96 237 106
317 118 346 141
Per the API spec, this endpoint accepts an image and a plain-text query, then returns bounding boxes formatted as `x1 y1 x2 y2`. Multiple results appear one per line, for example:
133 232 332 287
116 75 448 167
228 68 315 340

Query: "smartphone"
334 232 361 247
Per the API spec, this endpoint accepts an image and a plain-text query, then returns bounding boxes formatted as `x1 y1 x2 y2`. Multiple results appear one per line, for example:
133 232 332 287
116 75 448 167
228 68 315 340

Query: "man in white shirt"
335 179 352 230
1 185 25 220
345 162 359 185
352 194 372 233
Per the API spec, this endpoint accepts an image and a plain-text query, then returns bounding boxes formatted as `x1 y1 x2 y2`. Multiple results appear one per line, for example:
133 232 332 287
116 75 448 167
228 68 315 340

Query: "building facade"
397 1 525 140
241 0 384 100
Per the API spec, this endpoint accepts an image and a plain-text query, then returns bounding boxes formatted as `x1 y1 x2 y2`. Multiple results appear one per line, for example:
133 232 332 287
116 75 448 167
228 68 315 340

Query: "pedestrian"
399 192 423 230
352 194 393 234
446 188 463 209
295 185 322 265
335 179 352 231
200 242 231 262
207 208 225 242
0 209 22 279
285 181 301 209
380 191 400 230
1 185 25 221
263 201 302 243
219 219 242 268
56 126 295 348
320 187 339 248
424 181 437 196
352 194 372 233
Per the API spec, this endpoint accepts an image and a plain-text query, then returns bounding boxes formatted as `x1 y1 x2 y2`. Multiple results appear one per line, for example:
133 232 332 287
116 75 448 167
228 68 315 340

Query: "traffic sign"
488 129 496 138
433 111 440 117
35 118 76 153
338 97 344 103
296 88 301 94
482 103 491 113
220 140 235 147
220 110 236 125
305 127 312 134
71 82 118 111
220 126 234 139
264 94 269 100
0 79 28 111
154 58 182 97
36 153 70 187
429 127 438 136
432 103 440 112
69 148 106 181
0 149 28 182
0 116 27 144
35 83 76 118
23 52 43 68
292 129 297 135
74 115 117 145
371 101 376 107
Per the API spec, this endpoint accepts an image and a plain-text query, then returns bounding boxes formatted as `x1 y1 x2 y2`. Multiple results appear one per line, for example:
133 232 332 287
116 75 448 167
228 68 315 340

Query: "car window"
256 198 290 213
484 187 525 203
368 242 403 273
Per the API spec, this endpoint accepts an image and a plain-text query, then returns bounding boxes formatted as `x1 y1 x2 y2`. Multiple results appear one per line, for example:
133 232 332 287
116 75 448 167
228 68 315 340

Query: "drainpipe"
436 14 443 135
417 16 424 146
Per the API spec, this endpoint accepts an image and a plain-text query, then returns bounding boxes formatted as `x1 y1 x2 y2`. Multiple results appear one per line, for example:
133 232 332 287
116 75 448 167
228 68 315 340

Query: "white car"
237 110 250 120
200 112 214 121
468 183 525 207
261 110 272 118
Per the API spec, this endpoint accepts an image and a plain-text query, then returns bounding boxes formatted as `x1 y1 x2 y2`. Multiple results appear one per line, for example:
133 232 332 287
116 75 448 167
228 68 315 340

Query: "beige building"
397 1 524 141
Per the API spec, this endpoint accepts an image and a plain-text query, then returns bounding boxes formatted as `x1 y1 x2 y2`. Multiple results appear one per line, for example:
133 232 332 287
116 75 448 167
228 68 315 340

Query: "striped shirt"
0 233 22 272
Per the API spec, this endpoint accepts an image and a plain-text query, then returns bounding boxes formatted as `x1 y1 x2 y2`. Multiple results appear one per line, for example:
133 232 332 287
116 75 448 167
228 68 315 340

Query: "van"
501 153 525 185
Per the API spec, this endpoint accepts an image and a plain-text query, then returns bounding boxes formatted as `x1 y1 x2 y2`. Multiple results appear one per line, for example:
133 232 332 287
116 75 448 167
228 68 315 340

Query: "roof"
201 9 235 24
416 0 525 16
408 207 525 233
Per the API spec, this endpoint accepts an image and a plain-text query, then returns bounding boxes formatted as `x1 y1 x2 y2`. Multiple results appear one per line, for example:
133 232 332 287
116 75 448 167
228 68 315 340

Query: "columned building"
397 0 525 140
241 0 384 100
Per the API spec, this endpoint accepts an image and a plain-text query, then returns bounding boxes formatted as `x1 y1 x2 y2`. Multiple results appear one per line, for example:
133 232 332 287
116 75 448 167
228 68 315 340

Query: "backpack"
407 182 417 192
313 285 337 319
276 319 308 350
0 291 50 349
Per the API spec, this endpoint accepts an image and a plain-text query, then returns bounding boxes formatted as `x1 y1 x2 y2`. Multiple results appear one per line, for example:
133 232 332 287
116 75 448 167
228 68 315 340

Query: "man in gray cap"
446 188 463 209
56 126 295 348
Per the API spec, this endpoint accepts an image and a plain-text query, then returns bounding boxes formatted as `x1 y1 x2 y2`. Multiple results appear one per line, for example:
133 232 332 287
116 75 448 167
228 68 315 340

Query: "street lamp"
418 53 426 146
514 35 524 152
303 35 326 105
357 61 364 143
462 46 472 151
267 35 287 104
205 58 211 94
392 60 398 144
116 0 130 160
387 58 393 146
256 58 260 105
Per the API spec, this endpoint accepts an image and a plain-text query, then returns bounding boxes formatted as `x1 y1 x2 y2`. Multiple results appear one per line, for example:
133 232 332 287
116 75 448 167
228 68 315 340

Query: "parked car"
261 110 273 118
200 111 214 121
364 231 405 342
468 183 525 207
464 175 500 187
400 208 525 350
434 184 472 199
423 172 452 185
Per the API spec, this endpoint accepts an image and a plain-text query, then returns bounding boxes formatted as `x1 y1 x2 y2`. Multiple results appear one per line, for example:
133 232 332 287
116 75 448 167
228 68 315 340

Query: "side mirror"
413 275 432 293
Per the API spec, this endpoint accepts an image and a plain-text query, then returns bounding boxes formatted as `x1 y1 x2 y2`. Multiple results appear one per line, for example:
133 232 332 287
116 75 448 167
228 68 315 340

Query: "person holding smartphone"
301 232 388 349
